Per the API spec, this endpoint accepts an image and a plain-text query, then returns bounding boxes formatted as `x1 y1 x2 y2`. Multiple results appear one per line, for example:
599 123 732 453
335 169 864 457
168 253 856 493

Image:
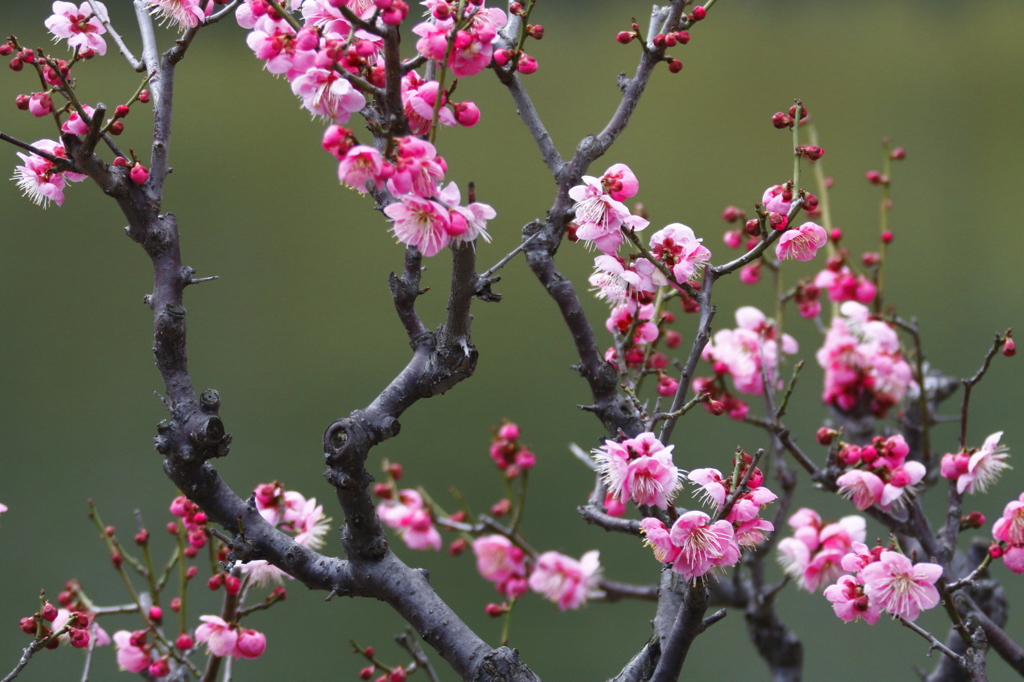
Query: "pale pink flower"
591 440 630 503
437 182 496 244
861 551 942 621
291 496 330 549
824 574 881 625
668 511 740 581
570 170 649 254
300 0 351 34
401 74 457 136
196 616 238 657
836 470 884 510
734 517 774 547
687 468 728 508
338 145 389 193
384 196 453 257
778 511 865 592
291 67 366 123
412 18 451 61
377 489 442 550
53 610 110 646
61 105 96 135
648 223 711 283
1002 546 1024 574
234 628 266 659
389 136 446 198
589 255 643 302
472 535 528 597
0 502 7 514
600 163 640 202
702 307 797 396
957 431 1011 494
815 265 877 304
776 222 827 261
113 630 151 672
239 560 287 586
640 518 681 564
623 451 681 509
46 1 109 55
147 0 206 31
528 550 603 610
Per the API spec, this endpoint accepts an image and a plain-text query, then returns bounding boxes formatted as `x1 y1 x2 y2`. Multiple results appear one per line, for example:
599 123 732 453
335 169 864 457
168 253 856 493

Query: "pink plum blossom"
437 182 496 244
648 223 711 283
291 67 366 123
836 470 884 510
234 628 267 659
472 535 528 598
702 307 797 396
667 511 740 581
776 222 827 261
377 489 442 550
147 0 206 31
879 461 926 511
45 2 109 55
384 196 454 257
994 493 1024 546
338 145 390 193
589 255 643 302
762 184 793 214
953 432 1011 495
11 139 86 208
860 551 942 621
412 18 451 61
592 432 680 509
606 301 659 346
247 21 318 78
569 165 649 253
401 73 457 136
777 510 865 592
640 517 680 564
815 265 877 304
196 616 239 657
389 136 446 198
61 105 96 135
823 574 881 625
113 630 151 672
528 550 603 610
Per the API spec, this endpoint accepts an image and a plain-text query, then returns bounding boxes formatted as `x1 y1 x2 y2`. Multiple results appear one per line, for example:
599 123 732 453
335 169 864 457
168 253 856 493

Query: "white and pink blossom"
377 489 442 551
860 551 942 621
45 1 109 55
528 550 603 610
776 222 827 261
147 0 206 31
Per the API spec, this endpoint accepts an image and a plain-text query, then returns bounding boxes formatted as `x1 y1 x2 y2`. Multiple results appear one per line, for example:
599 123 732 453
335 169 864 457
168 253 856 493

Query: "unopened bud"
963 511 986 529
138 89 150 103
79 48 95 59
8 57 23 71
485 603 509 617
768 212 788 231
708 400 726 416
372 483 392 499
225 575 241 594
171 597 181 612
387 463 403 481
721 205 742 223
666 58 683 73
114 104 130 118
665 330 682 348
0 44 12 56
20 617 38 634
360 667 375 680
816 427 835 446
862 252 881 267
130 163 148 185
491 499 511 517
616 31 634 44
176 633 194 651
134 529 149 545
185 566 198 580
890 147 906 160
1003 336 1016 357
881 231 893 244
689 5 707 20
183 545 198 558
70 629 90 648
830 228 843 242
208 574 224 590
990 543 1004 559
771 112 792 129
744 218 760 236
111 553 123 569
15 94 29 110
363 646 375 659
448 538 467 556
149 606 163 623
391 665 407 682
109 120 124 135
788 104 808 121
675 31 690 44
526 24 543 40
652 33 666 47
799 145 824 161
865 170 883 184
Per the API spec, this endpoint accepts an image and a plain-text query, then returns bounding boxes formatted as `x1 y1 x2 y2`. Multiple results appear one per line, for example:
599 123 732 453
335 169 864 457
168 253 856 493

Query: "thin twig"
0 132 75 169
479 232 541 280
87 0 145 70
960 332 1006 450
897 616 968 668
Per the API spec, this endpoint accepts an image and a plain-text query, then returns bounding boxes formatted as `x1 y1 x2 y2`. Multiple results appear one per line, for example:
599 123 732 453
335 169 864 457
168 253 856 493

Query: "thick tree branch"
648 582 709 682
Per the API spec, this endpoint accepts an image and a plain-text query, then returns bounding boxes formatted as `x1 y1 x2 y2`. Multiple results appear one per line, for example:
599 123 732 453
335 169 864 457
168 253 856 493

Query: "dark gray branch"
649 582 709 682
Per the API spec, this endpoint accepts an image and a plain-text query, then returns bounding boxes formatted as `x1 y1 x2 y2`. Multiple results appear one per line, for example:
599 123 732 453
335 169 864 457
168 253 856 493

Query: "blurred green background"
2 0 1024 679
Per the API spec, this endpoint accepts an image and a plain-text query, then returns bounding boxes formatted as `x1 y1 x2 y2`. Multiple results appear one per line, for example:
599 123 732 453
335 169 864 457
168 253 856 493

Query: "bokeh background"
2 0 1024 679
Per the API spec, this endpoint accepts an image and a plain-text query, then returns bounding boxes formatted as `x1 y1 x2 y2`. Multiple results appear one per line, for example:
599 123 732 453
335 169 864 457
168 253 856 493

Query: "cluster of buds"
354 642 408 682
169 495 209 556
835 435 924 511
19 595 92 650
488 422 536 479
493 48 538 74
771 104 810 129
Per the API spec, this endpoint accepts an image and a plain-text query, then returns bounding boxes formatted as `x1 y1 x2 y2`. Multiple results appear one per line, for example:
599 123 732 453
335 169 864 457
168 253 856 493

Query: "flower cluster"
412 0 508 78
816 302 914 416
592 432 681 509
377 488 442 551
639 513 740 582
777 508 866 592
527 550 603 611
170 495 211 553
569 163 649 254
701 306 798 396
195 616 267 659
11 139 86 208
688 452 776 547
472 535 529 599
824 545 942 623
244 482 332 584
488 421 536 478
18 595 106 651
834 434 924 512
814 263 877 305
941 431 1011 495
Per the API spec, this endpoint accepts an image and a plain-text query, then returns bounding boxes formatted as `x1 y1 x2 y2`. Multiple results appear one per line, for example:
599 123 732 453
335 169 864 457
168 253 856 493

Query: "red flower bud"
130 163 149 185
111 553 123 569
830 228 843 242
58 591 73 607
690 5 707 20
372 483 392 499
176 633 194 651
171 597 181 612
862 252 881 267
70 629 90 648
0 44 12 56
665 330 682 349
526 24 543 40
186 566 198 580
865 170 883 184
19 49 34 63
708 400 726 416
771 112 792 129
363 646 375 659
666 58 683 73
788 104 808 121
485 603 509 617
360 667 375 680
616 31 634 44
744 218 760 236
890 147 906 160
390 665 407 682
1003 337 1016 357
800 145 824 161
15 94 29 110
449 510 467 523
208 574 224 590
721 205 742 223
490 499 511 517
448 538 468 556
881 231 893 244
149 658 170 678
134 529 149 545
675 31 690 44
225 575 241 594
104 525 116 537
183 546 198 558
816 427 835 446
652 33 666 47
509 1 523 15
109 120 124 135
19 617 38 634
768 212 788 231
387 463 403 481
990 543 1004 559
114 104 130 118
138 89 150 103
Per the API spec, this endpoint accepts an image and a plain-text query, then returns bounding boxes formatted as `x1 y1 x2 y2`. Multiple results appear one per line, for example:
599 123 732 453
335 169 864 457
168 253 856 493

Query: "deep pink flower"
702 307 797 396
776 222 827 261
528 550 603 610
592 432 679 509
247 22 318 78
994 493 1024 545
11 139 85 208
46 2 109 55
640 517 680 564
113 630 151 672
384 196 453 257
28 93 55 118
569 166 649 253
777 512 865 592
668 511 740 581
61 105 96 135
762 184 792 214
196 616 238 657
824 574 880 624
879 461 926 511
412 18 451 61
401 74 457 136
389 136 446 198
861 551 942 621
436 182 495 244
234 628 266 659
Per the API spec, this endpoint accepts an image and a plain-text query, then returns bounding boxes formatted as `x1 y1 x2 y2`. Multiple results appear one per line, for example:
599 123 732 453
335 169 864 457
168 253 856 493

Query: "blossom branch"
577 503 642 535
891 316 932 464
1 639 48 682
598 579 660 603
0 132 75 170
86 0 145 71
168 0 242 65
648 582 709 682
714 448 765 523
395 629 441 682
496 71 563 176
960 332 1007 451
897 616 970 670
